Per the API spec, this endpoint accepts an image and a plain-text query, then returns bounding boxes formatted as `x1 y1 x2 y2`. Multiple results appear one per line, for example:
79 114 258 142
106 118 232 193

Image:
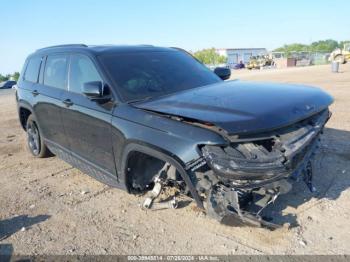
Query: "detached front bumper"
197 109 330 229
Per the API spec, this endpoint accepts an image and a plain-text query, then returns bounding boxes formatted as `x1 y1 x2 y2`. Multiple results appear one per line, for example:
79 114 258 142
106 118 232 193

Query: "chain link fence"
272 51 331 66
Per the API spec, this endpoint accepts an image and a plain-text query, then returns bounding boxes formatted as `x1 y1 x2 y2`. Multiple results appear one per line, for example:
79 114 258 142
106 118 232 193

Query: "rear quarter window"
24 56 42 83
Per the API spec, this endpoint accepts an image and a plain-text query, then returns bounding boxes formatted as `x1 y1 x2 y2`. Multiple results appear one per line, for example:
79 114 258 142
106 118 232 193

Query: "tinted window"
69 55 102 93
6 81 16 87
24 56 42 82
44 55 68 89
99 51 220 102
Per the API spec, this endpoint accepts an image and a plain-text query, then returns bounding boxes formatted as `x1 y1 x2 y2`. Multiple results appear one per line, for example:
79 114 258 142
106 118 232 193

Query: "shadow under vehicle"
0 214 50 240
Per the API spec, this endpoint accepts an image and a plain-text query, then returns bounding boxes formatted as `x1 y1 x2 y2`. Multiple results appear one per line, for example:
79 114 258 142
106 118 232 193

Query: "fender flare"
120 142 204 209
17 100 36 129
17 100 34 112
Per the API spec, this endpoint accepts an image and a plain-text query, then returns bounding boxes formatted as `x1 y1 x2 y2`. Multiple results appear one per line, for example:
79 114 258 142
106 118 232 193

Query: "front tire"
26 115 51 158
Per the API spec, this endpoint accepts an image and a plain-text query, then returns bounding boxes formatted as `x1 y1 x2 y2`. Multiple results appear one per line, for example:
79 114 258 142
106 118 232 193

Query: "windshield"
99 50 221 102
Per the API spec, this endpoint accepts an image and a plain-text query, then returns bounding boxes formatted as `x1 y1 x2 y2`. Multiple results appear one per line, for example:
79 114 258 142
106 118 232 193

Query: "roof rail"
36 44 88 51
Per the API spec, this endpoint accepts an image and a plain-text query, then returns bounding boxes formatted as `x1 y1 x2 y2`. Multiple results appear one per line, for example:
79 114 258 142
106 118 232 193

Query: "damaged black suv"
16 44 333 228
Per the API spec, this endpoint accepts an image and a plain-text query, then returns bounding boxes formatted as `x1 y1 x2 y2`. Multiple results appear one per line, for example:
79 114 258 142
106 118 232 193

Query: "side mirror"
82 81 111 103
214 67 231 80
82 81 103 98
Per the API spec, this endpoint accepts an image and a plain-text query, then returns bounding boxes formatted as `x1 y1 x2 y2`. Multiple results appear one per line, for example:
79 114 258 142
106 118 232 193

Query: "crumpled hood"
134 80 333 135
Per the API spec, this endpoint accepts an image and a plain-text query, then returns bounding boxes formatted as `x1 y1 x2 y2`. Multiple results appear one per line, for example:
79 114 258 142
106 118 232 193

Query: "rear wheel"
26 115 51 158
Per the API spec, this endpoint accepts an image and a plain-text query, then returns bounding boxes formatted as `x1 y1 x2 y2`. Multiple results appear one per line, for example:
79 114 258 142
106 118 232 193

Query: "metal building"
216 48 268 66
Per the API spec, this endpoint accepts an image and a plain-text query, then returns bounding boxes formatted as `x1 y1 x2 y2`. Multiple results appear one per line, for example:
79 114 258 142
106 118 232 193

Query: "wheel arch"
17 101 35 130
120 141 204 209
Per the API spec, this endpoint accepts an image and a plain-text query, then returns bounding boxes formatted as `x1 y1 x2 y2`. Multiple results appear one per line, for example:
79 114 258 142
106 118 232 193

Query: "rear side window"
24 56 42 82
44 54 68 89
69 55 102 93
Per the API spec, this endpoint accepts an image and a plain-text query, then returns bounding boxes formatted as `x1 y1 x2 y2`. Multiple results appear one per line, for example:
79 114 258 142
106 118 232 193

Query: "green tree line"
274 39 350 53
193 48 227 65
0 72 20 82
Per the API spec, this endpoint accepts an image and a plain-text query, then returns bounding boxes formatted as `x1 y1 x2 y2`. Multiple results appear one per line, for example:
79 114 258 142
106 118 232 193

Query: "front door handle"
62 99 74 107
31 90 39 96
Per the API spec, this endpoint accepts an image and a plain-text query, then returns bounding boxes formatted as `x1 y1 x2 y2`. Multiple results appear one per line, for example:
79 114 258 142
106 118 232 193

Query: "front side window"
69 55 102 93
24 56 42 83
99 50 220 102
44 54 68 89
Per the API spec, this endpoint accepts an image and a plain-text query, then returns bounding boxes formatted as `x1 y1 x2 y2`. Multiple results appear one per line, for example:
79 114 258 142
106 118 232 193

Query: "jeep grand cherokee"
16 44 333 228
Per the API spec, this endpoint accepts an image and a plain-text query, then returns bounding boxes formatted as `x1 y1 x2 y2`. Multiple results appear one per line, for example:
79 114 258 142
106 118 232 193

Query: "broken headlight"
201 111 329 183
201 144 287 181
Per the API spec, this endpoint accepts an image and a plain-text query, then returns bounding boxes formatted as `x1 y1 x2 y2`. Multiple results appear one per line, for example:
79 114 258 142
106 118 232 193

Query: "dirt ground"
0 64 350 255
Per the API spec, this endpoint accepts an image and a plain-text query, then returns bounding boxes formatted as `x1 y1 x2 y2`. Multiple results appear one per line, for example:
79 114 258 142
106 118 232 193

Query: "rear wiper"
126 96 153 104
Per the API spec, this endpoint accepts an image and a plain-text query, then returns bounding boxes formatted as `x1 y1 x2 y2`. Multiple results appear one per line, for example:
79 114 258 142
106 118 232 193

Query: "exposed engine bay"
129 109 331 229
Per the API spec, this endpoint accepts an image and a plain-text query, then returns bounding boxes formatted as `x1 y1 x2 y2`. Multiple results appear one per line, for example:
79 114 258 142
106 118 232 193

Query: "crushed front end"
192 109 331 229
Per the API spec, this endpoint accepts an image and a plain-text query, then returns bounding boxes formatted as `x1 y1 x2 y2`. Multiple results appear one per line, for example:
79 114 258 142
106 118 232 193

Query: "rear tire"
26 115 51 158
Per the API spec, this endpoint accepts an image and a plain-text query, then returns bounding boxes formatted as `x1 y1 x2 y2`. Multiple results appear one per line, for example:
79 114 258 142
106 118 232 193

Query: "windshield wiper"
126 96 153 104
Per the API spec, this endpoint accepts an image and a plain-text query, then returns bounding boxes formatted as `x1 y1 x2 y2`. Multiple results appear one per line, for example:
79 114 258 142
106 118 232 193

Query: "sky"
1 0 349 74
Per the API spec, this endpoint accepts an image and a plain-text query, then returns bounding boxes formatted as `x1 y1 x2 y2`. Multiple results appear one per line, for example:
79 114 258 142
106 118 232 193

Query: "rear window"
7 81 16 86
24 56 42 83
44 54 68 89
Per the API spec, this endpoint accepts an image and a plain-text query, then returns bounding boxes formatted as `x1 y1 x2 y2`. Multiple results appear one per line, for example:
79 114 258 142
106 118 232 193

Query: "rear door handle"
31 90 39 96
62 99 74 107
